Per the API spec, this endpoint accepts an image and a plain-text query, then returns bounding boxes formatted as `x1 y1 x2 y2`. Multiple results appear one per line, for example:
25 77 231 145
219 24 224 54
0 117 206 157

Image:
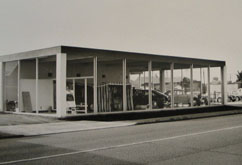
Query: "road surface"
1 114 242 164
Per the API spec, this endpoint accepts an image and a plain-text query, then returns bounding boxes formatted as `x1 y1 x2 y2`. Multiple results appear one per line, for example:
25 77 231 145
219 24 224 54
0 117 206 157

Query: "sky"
0 0 242 81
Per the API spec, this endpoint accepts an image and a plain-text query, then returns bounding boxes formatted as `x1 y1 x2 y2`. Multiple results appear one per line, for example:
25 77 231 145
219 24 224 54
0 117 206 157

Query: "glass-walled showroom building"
0 46 227 118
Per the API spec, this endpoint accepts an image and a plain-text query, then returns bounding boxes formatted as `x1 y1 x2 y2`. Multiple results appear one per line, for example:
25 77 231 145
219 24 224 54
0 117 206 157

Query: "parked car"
228 95 237 102
66 90 77 113
217 95 238 103
201 96 213 105
133 89 170 109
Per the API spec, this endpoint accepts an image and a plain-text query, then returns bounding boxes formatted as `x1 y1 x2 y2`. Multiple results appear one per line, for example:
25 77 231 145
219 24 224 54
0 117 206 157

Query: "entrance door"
72 77 94 114
53 77 94 114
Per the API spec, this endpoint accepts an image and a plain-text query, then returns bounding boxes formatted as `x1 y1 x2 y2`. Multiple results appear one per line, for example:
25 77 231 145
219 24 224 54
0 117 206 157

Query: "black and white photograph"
0 0 242 164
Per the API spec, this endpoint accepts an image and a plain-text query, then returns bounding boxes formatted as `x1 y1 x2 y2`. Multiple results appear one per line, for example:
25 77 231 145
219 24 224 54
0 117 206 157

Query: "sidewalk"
0 105 242 139
0 112 60 126
0 112 136 138
0 120 135 137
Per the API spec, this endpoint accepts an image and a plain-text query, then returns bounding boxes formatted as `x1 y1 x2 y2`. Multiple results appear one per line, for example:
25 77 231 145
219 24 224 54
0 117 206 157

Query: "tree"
236 70 242 88
237 70 242 82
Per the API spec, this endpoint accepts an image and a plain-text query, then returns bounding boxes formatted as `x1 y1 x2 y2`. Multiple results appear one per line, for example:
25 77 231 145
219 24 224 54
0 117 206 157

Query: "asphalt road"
1 114 242 165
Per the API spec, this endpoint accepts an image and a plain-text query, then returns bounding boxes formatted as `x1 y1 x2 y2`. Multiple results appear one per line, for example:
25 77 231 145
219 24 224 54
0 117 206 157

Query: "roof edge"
61 45 225 65
0 46 62 62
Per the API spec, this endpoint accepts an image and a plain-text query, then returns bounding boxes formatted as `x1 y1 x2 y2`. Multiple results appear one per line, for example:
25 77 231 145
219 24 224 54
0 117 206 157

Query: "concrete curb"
0 132 24 139
135 110 242 125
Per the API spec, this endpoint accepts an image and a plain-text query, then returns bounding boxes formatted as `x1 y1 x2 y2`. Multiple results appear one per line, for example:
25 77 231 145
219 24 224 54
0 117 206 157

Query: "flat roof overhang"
0 45 225 68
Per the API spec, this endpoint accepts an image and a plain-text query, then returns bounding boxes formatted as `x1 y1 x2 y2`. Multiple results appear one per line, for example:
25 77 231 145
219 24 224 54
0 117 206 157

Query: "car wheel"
157 100 165 108
217 97 222 103
227 97 232 102
236 96 240 102
152 101 157 108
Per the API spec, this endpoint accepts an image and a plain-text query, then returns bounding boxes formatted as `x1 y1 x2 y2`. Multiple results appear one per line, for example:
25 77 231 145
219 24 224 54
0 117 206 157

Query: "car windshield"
153 90 166 97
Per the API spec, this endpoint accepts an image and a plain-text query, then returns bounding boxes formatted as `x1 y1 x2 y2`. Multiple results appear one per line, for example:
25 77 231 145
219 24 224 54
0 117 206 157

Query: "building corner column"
35 58 39 114
17 61 21 112
56 53 67 118
0 62 5 112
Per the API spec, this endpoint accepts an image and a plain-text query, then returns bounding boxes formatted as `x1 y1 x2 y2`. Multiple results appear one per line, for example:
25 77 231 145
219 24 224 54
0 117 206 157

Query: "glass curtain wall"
192 67 203 107
200 67 209 106
173 64 186 107
4 61 18 112
66 58 94 115
210 67 222 105
38 56 56 114
164 69 172 108
19 59 36 113
127 59 148 110
152 61 170 109
176 65 192 107
97 59 123 112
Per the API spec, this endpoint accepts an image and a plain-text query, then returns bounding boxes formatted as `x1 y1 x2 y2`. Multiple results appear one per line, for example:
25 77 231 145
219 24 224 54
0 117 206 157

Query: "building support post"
148 60 152 110
190 64 194 107
73 79 75 97
17 61 21 112
144 72 146 90
84 78 87 113
181 69 184 94
208 65 211 106
35 58 39 114
221 65 227 105
160 69 165 92
151 71 153 89
93 56 98 113
171 63 174 108
123 58 127 111
200 68 203 95
138 73 141 88
0 62 5 112
56 53 67 118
